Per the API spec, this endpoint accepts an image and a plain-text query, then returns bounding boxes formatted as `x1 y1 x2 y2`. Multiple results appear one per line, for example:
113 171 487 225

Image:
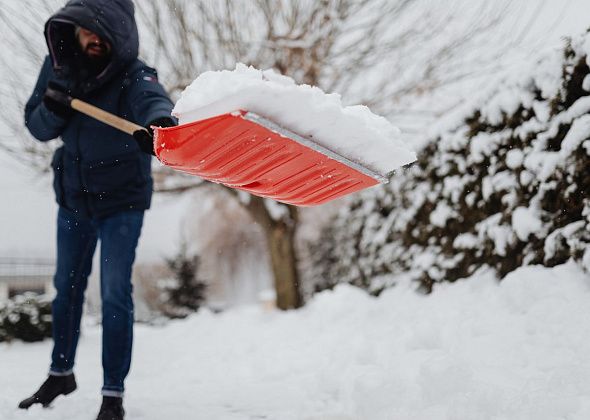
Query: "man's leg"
98 210 144 397
19 207 97 409
51 207 98 374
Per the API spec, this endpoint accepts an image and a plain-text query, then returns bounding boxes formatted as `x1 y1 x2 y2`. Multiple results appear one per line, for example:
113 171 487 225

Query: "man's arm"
24 56 69 141
125 65 176 128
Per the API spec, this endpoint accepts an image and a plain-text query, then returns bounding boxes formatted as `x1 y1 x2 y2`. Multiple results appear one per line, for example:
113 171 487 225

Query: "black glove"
132 117 177 156
43 81 74 119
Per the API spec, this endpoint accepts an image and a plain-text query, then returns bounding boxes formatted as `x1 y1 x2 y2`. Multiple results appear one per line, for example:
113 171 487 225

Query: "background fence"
0 258 54 299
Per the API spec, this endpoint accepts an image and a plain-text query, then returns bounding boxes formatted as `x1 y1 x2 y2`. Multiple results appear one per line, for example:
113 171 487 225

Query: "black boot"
97 396 125 420
18 373 77 409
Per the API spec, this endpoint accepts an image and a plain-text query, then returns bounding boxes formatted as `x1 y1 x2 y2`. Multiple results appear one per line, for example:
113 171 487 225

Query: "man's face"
77 27 111 60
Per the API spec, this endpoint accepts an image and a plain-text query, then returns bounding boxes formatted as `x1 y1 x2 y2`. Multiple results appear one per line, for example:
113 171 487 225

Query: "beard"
84 42 111 71
85 41 109 58
73 42 112 79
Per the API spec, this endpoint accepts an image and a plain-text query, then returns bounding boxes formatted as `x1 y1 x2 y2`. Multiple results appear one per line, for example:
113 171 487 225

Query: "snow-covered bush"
157 245 207 319
307 30 590 294
0 293 52 342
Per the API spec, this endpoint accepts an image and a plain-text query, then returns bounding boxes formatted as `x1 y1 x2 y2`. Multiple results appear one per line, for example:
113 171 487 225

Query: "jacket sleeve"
125 65 176 127
24 56 69 142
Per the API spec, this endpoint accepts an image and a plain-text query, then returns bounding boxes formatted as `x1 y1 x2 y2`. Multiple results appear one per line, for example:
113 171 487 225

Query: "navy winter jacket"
25 0 174 219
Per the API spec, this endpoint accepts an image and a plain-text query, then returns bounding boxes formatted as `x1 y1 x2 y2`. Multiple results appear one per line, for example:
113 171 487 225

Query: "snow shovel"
46 88 388 206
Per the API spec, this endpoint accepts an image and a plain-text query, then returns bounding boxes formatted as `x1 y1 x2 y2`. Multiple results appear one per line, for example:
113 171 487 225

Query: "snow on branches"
306 30 590 294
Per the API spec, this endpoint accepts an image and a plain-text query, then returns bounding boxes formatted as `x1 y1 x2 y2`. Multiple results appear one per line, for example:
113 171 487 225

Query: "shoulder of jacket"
127 60 158 79
120 60 160 89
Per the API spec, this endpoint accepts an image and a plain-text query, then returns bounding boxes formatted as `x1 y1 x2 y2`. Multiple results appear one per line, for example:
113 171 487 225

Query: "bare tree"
0 0 62 168
0 0 554 309
136 0 532 309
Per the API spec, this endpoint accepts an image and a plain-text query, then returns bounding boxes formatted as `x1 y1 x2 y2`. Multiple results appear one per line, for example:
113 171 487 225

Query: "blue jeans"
49 207 144 397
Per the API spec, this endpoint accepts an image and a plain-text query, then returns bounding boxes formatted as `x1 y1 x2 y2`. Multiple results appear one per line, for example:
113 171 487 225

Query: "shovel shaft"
70 99 145 135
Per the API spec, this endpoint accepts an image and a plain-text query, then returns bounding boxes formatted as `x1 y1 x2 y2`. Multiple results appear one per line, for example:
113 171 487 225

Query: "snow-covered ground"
2 262 589 420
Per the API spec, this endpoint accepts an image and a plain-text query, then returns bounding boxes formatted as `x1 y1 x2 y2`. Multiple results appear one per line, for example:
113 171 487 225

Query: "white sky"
0 0 589 262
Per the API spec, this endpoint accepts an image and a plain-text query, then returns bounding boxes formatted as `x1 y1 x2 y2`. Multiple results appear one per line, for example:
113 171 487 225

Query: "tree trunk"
266 222 301 310
245 196 302 310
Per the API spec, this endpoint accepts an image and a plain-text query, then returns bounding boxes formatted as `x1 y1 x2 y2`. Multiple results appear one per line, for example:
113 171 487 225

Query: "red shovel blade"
153 111 386 206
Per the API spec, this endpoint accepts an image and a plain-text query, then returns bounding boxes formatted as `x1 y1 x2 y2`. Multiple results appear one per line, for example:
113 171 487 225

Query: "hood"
44 0 138 92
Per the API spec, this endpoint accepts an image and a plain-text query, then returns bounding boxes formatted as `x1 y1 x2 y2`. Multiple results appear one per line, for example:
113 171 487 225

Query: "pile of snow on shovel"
173 64 416 176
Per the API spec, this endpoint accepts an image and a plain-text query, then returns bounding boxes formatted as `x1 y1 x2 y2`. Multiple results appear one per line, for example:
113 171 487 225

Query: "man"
18 1 175 419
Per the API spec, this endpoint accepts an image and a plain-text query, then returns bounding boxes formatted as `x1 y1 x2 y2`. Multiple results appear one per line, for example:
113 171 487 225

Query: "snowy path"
2 262 590 420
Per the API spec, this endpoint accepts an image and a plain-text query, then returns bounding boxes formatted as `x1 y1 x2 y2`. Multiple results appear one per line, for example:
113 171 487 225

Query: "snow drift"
3 262 590 420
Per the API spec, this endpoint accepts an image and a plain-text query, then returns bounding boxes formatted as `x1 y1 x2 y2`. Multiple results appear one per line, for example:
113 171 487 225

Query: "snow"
561 114 590 155
2 262 590 419
263 199 289 221
172 64 417 176
482 171 518 201
505 149 524 169
429 202 455 228
523 151 562 182
512 206 544 241
544 221 587 262
453 233 479 250
481 88 531 126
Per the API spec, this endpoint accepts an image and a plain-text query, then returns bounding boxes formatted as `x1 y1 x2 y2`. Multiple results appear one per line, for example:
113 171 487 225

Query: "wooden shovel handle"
70 99 146 135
